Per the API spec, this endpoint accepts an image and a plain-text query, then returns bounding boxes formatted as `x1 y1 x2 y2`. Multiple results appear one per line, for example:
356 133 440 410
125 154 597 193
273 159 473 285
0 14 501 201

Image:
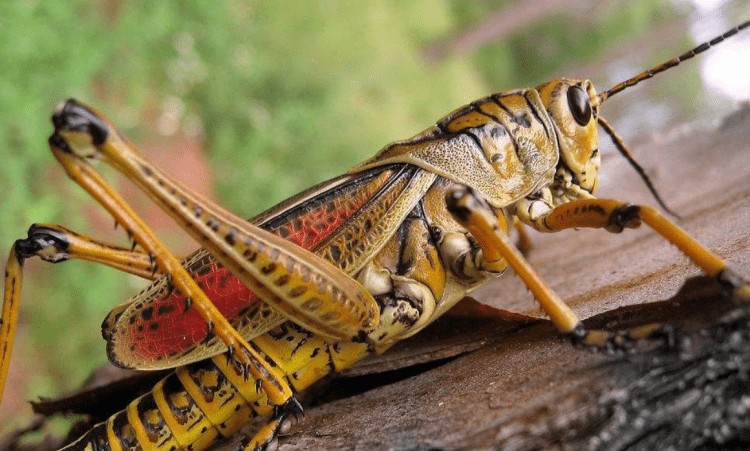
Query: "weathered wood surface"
4 106 750 451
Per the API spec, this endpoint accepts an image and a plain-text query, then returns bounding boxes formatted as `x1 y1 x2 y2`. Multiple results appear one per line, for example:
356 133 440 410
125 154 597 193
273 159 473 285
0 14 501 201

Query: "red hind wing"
103 167 401 369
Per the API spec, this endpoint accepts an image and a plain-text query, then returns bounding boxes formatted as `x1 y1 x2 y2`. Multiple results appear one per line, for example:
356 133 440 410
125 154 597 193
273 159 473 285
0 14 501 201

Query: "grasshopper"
2 21 749 451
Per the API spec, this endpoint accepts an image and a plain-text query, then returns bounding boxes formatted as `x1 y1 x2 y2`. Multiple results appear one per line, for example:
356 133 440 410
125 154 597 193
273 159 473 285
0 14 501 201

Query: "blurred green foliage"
0 0 736 432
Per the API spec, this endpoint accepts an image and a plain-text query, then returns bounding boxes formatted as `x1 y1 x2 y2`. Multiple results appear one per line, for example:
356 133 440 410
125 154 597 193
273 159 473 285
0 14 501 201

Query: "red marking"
120 175 386 364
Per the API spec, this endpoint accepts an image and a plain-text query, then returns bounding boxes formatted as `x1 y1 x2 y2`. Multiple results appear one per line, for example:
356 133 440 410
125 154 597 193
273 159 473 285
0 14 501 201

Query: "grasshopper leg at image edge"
0 107 297 409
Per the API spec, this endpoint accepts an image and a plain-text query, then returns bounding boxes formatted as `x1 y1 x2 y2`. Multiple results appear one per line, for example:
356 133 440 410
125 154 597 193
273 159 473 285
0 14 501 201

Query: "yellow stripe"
211 355 272 417
210 355 256 404
172 367 220 450
175 366 210 417
126 400 153 451
152 379 188 448
106 417 124 451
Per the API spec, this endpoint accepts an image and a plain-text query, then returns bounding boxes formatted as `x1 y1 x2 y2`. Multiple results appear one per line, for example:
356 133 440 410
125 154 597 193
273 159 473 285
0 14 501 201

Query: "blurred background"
0 0 748 432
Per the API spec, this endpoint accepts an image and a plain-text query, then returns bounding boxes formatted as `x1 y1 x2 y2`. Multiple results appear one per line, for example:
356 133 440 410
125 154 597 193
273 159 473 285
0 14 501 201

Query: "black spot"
490 126 506 139
329 245 341 261
289 286 307 297
207 217 220 232
261 263 277 275
158 304 176 316
149 323 159 331
141 307 154 321
196 264 212 276
225 229 237 246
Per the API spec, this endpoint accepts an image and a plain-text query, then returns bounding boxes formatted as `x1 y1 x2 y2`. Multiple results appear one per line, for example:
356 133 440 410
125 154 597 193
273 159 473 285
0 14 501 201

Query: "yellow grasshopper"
2 21 749 451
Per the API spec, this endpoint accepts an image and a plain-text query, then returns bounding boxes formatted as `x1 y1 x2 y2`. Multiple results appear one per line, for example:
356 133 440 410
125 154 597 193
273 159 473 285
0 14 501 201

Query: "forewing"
103 165 428 369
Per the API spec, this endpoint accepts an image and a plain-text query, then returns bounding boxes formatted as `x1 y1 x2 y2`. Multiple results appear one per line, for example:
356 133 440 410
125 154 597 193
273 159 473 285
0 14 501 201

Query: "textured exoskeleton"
1 20 749 451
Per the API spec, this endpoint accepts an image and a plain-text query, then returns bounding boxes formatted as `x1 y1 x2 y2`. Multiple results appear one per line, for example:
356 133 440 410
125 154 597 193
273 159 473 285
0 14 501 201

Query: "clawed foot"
13 224 72 264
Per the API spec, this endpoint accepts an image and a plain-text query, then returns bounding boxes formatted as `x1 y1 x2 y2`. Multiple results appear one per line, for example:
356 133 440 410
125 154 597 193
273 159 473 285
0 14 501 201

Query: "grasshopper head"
536 79 601 195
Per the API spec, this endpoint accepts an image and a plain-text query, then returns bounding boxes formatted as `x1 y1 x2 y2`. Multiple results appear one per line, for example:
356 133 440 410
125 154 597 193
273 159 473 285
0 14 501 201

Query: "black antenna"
599 20 749 103
597 116 680 218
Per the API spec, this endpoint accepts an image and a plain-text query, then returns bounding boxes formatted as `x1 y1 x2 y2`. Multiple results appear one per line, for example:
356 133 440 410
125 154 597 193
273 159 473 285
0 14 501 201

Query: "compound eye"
567 85 592 126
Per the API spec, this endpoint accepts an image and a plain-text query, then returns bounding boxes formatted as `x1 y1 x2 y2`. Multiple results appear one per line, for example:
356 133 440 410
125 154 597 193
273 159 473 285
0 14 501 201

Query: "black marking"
136 394 165 437
53 100 110 146
445 188 472 223
524 92 551 139
183 297 193 313
489 124 506 140
165 274 176 297
225 229 237 246
149 322 159 331
261 262 277 275
429 225 442 243
511 112 532 128
196 264 212 276
274 274 291 286
245 250 258 262
263 353 278 368
111 410 139 450
289 286 307 297
141 307 154 321
609 205 641 232
329 244 341 261
207 217 221 232
237 305 251 317
464 130 484 150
